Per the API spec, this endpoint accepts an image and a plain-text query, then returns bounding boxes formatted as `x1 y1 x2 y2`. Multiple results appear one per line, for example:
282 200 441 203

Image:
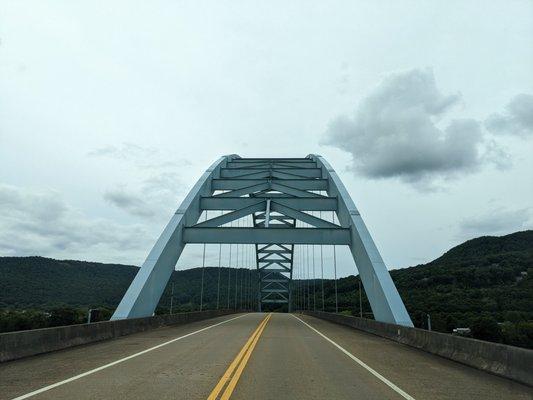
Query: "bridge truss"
112 155 413 327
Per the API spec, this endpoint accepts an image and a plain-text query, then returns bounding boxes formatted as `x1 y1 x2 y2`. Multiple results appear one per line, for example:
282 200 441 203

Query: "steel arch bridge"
112 155 413 327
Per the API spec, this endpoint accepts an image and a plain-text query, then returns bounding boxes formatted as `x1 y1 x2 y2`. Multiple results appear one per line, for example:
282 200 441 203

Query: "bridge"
112 155 412 326
1 156 532 399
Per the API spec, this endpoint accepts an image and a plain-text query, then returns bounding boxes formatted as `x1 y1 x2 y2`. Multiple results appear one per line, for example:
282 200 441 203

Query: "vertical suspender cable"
311 211 316 311
245 244 248 310
227 220 232 309
301 245 304 311
300 245 303 311
320 211 325 311
296 243 299 311
291 247 294 312
291 223 295 311
249 243 252 310
297 221 302 311
301 243 304 310
234 218 239 309
294 245 298 311
297 244 300 311
301 224 304 311
243 242 247 310
292 221 300 310
332 211 338 313
248 240 252 310
240 238 244 309
312 240 316 311
247 215 251 310
302 244 305 310
295 243 298 311
306 243 310 310
200 211 208 311
248 244 254 310
246 243 249 310
216 211 222 309
294 222 297 311
300 241 303 310
295 221 299 311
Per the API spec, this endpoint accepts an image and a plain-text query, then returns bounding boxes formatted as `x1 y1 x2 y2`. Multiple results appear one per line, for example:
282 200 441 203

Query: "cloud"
0 184 150 263
87 142 158 161
87 143 191 169
485 94 533 136
459 207 531 238
322 68 497 186
103 189 154 218
88 142 190 217
86 145 120 157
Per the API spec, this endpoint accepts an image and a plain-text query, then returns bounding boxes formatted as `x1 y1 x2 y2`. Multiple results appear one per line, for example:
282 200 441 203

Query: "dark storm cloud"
322 69 496 186
485 94 533 137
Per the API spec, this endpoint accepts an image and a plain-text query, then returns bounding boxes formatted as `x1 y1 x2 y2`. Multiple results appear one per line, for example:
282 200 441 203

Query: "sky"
1 1 532 278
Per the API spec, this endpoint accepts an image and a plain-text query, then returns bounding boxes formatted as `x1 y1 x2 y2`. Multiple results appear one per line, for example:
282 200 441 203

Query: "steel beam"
183 227 350 244
192 201 265 228
270 182 323 198
214 182 269 197
212 178 328 191
200 196 337 211
220 168 322 179
227 161 317 169
270 201 339 228
111 154 239 320
113 153 413 327
309 154 413 327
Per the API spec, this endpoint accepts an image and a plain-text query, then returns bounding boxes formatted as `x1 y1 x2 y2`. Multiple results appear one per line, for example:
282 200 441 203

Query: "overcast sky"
1 1 532 278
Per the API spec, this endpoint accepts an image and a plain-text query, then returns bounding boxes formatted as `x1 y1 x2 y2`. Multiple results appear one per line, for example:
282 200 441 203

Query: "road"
1 313 531 400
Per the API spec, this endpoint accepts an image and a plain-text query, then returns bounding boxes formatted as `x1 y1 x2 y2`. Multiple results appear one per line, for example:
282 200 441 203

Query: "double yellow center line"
208 313 272 400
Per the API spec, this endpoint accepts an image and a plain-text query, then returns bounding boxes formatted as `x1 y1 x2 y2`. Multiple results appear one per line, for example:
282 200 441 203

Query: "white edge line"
292 314 416 400
11 314 248 400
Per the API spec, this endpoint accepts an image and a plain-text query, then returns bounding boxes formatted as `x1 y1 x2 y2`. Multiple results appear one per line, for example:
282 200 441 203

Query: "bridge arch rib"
111 155 413 327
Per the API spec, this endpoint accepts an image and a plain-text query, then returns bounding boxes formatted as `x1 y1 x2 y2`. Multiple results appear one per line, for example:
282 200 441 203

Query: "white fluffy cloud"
322 69 495 186
485 94 533 136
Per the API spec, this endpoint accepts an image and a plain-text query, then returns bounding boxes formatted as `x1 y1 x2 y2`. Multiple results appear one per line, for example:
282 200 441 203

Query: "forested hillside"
322 231 533 347
1 231 532 348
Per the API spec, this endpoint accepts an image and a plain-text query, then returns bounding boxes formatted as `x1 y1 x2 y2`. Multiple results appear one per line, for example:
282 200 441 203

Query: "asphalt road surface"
1 313 532 400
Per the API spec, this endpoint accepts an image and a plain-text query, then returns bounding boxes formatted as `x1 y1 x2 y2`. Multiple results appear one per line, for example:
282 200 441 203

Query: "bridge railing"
0 309 240 363
301 310 533 387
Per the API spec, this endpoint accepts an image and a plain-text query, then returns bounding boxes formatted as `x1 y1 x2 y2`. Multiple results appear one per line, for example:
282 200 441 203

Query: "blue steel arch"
112 155 413 327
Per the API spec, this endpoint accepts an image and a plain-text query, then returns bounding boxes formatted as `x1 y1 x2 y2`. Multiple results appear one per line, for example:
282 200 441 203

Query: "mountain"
0 257 257 311
1 231 532 347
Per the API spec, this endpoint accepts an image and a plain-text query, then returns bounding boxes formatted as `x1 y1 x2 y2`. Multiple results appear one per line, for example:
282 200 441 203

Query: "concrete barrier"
0 309 238 363
302 311 533 387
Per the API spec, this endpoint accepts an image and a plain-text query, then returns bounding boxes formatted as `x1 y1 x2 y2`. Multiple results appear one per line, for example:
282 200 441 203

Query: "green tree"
472 316 502 342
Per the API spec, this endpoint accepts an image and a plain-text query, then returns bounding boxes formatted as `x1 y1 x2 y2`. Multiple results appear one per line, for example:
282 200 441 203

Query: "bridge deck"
1 313 531 400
